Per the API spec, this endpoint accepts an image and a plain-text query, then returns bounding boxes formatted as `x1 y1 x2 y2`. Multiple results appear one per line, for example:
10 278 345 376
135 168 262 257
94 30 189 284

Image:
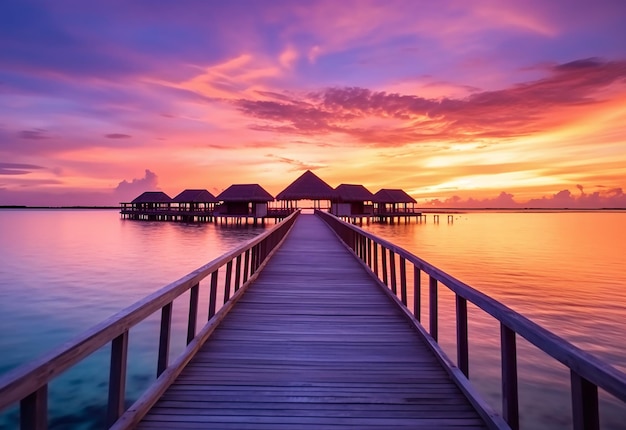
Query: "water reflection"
363 211 626 429
0 209 270 428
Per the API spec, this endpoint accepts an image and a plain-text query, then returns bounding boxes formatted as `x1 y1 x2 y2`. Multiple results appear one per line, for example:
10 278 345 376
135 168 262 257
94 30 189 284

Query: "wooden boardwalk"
138 215 489 429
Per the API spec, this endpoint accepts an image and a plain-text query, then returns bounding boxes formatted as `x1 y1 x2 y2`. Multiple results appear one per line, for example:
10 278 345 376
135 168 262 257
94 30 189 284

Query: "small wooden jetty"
2 212 625 430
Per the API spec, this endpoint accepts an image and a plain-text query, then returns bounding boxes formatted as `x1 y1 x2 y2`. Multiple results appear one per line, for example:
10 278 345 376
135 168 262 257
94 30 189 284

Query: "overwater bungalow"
171 189 218 222
275 170 335 210
215 184 274 224
120 191 172 221
331 184 375 219
372 188 423 223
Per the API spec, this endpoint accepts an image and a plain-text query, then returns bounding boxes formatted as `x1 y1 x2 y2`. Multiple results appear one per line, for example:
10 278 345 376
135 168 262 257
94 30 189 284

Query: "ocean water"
362 210 626 429
0 209 270 429
0 209 625 429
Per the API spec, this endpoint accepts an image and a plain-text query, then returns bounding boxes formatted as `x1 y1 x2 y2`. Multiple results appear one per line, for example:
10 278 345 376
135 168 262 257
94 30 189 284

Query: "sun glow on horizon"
0 1 625 208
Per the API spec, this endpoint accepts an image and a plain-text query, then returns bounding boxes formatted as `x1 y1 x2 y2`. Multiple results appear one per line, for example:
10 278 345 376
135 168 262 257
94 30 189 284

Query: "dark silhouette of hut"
215 184 274 219
171 189 218 222
373 189 417 215
120 191 172 220
276 170 335 210
331 184 375 217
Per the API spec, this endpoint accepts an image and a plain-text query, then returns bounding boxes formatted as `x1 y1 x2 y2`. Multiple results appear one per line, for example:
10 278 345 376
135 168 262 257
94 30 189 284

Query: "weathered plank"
138 215 489 429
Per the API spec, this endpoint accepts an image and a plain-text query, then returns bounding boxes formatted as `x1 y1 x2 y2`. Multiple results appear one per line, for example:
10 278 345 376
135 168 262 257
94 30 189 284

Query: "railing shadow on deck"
316 209 626 430
0 210 300 430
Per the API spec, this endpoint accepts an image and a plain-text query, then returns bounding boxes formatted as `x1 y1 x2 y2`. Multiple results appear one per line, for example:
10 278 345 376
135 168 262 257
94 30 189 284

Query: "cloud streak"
236 58 626 146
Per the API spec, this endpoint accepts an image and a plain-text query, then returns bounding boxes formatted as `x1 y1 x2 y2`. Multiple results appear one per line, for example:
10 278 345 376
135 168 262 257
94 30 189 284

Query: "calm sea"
0 209 625 429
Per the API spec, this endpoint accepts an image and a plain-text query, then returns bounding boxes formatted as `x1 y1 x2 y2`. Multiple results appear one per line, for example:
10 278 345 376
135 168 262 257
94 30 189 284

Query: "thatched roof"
217 184 274 202
334 184 375 202
172 189 218 203
276 170 335 201
131 191 172 203
373 189 417 204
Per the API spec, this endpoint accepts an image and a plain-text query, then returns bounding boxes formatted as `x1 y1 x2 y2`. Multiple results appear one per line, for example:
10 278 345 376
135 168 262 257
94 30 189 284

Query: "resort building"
215 184 274 222
275 170 335 210
331 184 375 218
171 189 218 222
120 191 172 221
373 188 422 222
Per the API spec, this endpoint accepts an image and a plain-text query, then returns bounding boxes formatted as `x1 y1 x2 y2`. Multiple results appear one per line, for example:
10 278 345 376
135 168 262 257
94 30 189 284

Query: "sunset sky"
1 0 625 208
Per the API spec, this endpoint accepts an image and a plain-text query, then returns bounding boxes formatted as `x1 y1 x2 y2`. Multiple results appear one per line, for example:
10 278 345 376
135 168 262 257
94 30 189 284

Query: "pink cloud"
426 187 626 209
114 169 159 201
235 58 626 146
105 133 131 139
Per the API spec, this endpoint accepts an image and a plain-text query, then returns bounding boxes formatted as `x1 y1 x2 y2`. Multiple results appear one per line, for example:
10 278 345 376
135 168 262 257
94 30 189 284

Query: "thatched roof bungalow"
172 189 218 212
129 191 172 210
215 184 274 217
276 170 335 209
372 189 417 215
331 184 375 217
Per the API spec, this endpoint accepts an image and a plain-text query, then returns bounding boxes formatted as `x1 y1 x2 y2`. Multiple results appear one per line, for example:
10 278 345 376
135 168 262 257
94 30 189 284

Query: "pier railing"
316 209 626 430
0 210 300 429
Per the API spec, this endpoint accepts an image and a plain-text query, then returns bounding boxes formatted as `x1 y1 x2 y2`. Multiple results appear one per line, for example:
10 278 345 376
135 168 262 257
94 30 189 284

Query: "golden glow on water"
363 211 626 429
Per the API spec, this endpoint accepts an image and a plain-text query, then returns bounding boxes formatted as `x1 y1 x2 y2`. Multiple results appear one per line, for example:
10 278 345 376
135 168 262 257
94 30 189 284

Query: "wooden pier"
1 211 626 430
134 215 493 429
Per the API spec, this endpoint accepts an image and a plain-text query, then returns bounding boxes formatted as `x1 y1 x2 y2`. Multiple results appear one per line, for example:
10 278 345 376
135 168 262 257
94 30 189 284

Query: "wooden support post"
224 261 233 304
157 302 172 377
413 266 421 321
20 385 48 430
429 276 438 341
571 371 599 430
501 323 519 430
187 283 199 344
456 295 469 377
389 251 397 295
400 257 407 305
208 270 218 320
107 330 129 426
367 238 372 268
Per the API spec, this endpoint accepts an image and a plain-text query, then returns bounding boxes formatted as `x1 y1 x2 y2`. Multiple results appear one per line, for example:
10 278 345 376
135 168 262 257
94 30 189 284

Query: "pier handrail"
316 209 626 430
0 210 300 429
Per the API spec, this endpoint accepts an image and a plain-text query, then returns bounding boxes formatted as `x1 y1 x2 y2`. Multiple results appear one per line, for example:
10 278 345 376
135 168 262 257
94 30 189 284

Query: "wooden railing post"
367 238 372 268
234 255 242 292
381 248 388 287
429 276 438 341
208 270 218 320
107 330 129 426
250 246 257 276
20 385 47 430
360 236 366 262
373 243 379 277
187 283 199 344
389 251 397 295
571 371 599 430
413 266 421 321
224 261 233 304
157 302 172 376
501 323 519 430
456 295 469 377
399 257 407 306
243 250 250 283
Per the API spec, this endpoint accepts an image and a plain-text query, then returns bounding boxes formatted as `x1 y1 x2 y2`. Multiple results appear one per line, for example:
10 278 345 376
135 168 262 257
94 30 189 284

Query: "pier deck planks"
138 214 488 429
